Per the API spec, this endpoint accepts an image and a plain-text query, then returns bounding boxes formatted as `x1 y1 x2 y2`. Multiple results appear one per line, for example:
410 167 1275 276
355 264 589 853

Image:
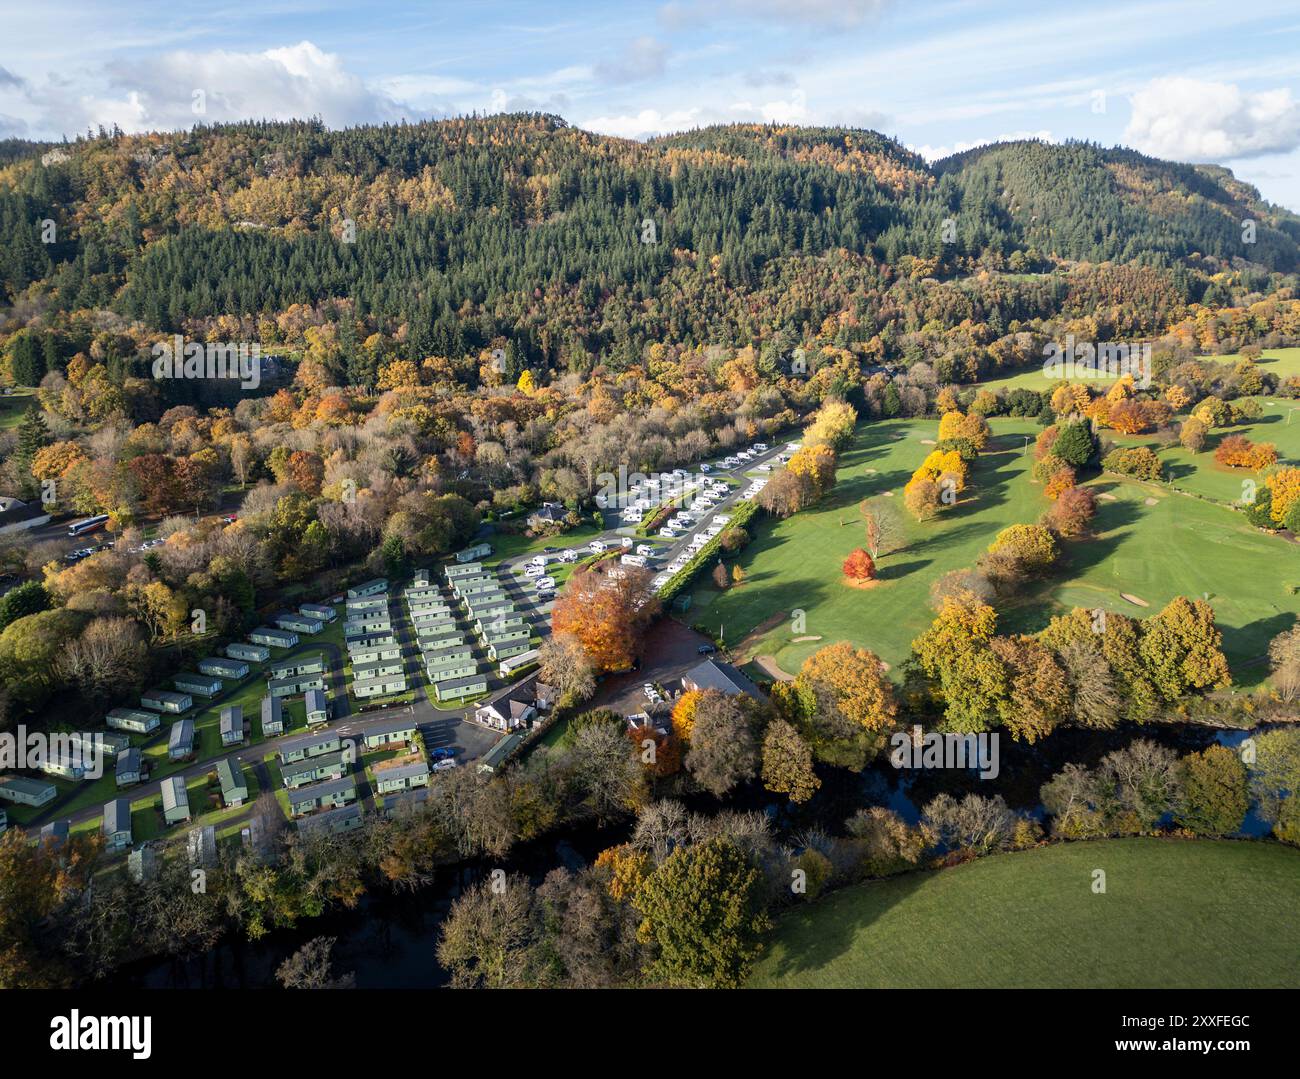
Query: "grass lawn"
1107 394 1300 504
482 522 601 566
0 388 37 429
749 838 1300 988
691 416 1299 687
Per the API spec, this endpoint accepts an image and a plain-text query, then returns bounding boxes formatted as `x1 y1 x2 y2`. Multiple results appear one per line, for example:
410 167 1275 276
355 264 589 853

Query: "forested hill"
1 114 1298 370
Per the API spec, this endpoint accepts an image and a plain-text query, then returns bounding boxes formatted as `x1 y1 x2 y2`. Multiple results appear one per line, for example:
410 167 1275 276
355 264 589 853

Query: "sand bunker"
921 438 936 445
1121 593 1150 607
882 490 894 497
1097 493 1118 502
1144 497 1158 506
791 635 824 643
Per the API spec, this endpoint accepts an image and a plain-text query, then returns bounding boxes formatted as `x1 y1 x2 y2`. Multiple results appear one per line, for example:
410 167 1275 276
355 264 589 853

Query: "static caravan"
296 802 363 835
409 605 454 625
299 603 337 622
426 659 479 682
219 705 245 746
498 647 540 678
268 654 326 680
361 717 418 749
249 626 299 649
445 562 482 579
276 612 323 635
142 689 192 714
454 577 498 599
353 658 405 682
477 733 524 774
0 775 56 807
434 673 489 702
413 567 431 587
187 825 217 868
107 707 160 734
347 578 388 600
416 629 464 651
348 643 403 665
216 758 249 807
476 613 526 635
345 628 397 650
483 625 531 647
304 688 329 726
167 719 195 760
280 750 346 789
161 775 191 824
103 798 132 850
226 641 270 663
404 583 442 601
455 542 492 563
174 673 223 698
260 695 284 736
268 674 326 698
423 643 474 666
408 593 451 612
278 729 342 764
488 638 534 662
115 747 143 788
345 596 388 616
66 730 129 759
288 775 357 817
353 674 408 699
199 656 249 680
344 614 392 635
38 752 86 781
373 760 430 794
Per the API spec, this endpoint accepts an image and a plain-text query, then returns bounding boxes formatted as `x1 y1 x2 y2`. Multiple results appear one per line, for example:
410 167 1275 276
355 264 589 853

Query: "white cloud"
594 37 670 85
1125 77 1300 161
42 41 410 134
580 106 706 140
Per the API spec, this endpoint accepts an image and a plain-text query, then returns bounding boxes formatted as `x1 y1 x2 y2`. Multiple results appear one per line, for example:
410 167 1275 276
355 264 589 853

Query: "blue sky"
4 0 1300 209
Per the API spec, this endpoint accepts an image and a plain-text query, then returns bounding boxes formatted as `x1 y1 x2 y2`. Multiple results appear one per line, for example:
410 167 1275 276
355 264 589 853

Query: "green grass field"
690 417 1299 686
966 346 1300 395
0 389 36 429
749 838 1300 988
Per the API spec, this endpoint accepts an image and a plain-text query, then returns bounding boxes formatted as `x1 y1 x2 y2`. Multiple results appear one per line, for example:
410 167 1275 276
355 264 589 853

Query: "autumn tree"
783 642 898 769
538 632 596 700
1176 746 1248 836
684 690 761 797
760 719 820 803
634 837 770 989
842 547 876 581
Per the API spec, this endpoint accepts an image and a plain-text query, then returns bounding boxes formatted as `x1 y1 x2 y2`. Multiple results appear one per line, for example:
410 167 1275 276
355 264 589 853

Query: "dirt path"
754 655 795 682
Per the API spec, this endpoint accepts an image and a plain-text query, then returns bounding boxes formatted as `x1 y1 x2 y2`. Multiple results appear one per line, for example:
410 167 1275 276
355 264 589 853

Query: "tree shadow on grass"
756 870 929 984
876 557 931 582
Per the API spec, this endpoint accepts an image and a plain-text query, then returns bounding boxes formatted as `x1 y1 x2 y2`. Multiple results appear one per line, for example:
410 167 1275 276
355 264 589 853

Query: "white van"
621 554 647 567
621 536 634 548
589 540 608 553
536 576 556 591
525 563 545 577
636 544 654 557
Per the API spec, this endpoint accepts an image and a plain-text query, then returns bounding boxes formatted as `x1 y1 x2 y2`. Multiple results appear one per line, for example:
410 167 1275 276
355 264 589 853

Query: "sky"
3 0 1300 209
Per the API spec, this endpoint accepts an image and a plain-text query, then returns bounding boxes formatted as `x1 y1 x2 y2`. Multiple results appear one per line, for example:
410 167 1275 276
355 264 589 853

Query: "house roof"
376 761 429 784
683 659 763 701
290 774 356 804
261 695 282 721
168 719 195 749
366 715 417 738
216 758 245 792
305 688 327 712
116 747 142 773
103 798 130 834
279 729 340 757
161 775 188 809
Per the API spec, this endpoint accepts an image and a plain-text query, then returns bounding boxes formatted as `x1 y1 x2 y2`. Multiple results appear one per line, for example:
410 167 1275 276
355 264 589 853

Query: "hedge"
657 500 758 604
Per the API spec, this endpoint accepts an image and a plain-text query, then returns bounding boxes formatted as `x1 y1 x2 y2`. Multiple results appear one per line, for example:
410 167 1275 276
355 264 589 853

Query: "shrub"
1102 446 1163 481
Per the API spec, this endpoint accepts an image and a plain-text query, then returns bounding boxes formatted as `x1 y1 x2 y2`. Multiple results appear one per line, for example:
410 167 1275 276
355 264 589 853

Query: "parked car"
432 759 458 772
697 643 716 655
429 747 457 761
699 463 712 472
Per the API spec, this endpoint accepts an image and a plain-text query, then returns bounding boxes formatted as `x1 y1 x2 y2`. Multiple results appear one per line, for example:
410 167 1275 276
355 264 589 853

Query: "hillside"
1 117 1298 376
